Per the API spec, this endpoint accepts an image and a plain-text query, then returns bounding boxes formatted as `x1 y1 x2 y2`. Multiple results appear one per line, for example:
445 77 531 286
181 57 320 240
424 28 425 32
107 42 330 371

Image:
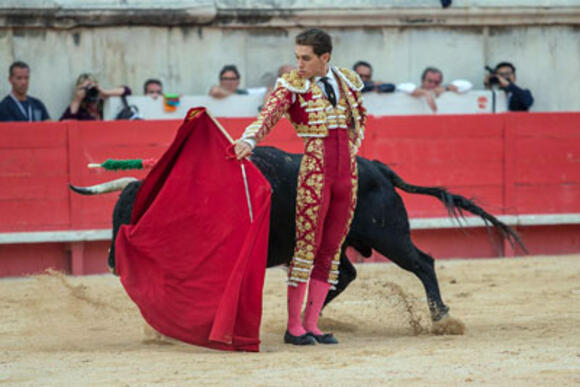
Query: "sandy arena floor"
1 255 579 386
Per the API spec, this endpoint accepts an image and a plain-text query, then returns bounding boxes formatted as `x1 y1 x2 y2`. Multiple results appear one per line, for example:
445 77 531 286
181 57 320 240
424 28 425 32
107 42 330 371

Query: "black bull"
71 146 524 322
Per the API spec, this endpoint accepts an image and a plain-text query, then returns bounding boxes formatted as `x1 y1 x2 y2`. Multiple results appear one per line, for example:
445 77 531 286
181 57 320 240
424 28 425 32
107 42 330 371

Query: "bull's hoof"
308 332 338 344
284 331 316 345
430 304 450 322
431 315 466 335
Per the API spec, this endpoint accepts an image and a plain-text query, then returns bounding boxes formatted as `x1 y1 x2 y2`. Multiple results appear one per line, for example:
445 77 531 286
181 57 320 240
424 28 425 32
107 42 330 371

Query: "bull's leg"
413 247 449 321
324 247 357 307
387 244 449 321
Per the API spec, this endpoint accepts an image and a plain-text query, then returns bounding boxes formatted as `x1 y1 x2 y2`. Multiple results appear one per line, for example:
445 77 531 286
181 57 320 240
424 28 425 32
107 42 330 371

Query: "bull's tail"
68 177 139 195
373 161 527 253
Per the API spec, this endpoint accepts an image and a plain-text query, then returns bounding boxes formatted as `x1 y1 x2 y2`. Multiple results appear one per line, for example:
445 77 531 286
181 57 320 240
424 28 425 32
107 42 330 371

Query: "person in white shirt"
397 66 472 113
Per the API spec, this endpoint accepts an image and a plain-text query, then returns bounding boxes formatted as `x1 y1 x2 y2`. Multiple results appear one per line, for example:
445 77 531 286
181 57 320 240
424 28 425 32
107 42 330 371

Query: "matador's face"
295 45 330 80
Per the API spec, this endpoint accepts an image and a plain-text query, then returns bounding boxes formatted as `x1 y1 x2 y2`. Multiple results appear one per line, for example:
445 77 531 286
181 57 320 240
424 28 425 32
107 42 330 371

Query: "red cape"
115 108 271 352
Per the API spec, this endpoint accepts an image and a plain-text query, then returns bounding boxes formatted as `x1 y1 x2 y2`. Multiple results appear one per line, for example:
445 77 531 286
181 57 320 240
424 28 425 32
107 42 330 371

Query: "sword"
240 161 254 223
206 110 254 223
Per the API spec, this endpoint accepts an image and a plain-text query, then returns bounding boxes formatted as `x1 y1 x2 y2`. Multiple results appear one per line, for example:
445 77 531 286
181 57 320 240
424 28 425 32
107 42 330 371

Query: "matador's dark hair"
295 28 332 57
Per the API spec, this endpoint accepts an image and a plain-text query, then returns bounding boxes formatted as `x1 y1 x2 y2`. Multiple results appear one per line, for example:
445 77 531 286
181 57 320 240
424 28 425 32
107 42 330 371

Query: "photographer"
60 73 131 120
484 62 533 112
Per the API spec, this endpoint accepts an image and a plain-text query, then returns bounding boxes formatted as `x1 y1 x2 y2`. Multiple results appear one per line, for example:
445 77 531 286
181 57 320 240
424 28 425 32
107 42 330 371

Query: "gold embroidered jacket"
242 66 367 152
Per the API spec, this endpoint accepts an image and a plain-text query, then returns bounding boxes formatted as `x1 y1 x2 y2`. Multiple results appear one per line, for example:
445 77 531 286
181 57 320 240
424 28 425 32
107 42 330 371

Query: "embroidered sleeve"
357 90 367 134
242 86 293 144
349 90 367 153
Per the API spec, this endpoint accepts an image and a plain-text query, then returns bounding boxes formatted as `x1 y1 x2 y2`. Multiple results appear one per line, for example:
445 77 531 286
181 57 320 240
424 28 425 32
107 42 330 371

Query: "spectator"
0 61 50 122
484 62 533 112
209 65 248 99
398 66 472 112
263 64 295 104
143 79 163 99
275 64 295 79
352 61 395 93
60 73 131 120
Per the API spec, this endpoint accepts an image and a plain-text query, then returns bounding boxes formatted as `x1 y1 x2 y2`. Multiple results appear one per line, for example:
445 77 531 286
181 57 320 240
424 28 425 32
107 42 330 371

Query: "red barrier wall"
1 112 579 276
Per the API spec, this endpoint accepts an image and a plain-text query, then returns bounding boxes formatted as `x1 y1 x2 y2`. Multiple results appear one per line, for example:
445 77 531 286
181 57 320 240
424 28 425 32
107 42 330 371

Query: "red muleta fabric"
115 108 271 352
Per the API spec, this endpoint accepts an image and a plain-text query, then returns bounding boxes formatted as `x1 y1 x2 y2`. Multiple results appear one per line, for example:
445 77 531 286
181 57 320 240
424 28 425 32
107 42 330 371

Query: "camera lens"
83 86 99 103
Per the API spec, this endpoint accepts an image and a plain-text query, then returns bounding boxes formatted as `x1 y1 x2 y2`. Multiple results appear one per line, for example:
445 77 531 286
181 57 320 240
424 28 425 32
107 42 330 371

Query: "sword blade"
240 162 254 223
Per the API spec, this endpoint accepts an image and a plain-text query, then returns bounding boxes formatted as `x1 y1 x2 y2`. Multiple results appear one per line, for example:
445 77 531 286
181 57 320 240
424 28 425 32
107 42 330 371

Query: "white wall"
0 3 578 118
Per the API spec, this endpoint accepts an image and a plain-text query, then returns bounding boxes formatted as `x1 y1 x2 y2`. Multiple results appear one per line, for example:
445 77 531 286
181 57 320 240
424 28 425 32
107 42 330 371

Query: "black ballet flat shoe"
284 331 316 345
307 332 339 344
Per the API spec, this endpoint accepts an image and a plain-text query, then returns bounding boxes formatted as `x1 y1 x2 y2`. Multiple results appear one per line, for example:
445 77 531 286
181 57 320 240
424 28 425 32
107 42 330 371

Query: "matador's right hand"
234 140 253 160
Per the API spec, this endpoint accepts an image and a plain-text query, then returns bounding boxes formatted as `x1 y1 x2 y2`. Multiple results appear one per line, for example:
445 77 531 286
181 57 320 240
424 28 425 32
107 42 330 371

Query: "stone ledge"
0 6 578 28
215 7 580 27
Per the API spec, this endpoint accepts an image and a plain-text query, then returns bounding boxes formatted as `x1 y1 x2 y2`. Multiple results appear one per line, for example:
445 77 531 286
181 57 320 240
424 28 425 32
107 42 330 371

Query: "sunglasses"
220 77 239 81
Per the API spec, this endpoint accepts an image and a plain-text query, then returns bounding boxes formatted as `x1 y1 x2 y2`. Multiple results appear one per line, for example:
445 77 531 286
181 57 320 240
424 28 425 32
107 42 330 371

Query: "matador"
234 28 367 345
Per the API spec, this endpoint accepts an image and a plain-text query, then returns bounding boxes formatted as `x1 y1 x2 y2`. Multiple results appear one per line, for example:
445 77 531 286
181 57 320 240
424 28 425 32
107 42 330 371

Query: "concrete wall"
0 1 579 118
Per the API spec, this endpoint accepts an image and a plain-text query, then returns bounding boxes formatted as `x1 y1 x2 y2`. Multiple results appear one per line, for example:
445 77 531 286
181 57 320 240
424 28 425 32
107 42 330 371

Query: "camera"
485 66 499 86
83 86 100 103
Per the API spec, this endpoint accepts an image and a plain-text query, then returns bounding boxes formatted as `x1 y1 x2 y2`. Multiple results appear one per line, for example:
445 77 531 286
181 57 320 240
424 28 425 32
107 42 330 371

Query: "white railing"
103 90 508 120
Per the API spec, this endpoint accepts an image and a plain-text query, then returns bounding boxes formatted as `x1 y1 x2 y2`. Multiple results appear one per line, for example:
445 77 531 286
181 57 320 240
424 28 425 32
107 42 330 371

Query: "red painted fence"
0 112 579 276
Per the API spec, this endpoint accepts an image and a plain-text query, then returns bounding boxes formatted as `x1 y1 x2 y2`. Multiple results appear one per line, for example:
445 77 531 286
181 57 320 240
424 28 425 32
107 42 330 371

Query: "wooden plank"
513 137 580 184
505 112 580 214
512 184 580 214
383 160 504 187
0 199 70 232
0 122 67 149
510 112 580 137
367 114 504 138
0 148 68 175
0 177 69 200
0 243 69 277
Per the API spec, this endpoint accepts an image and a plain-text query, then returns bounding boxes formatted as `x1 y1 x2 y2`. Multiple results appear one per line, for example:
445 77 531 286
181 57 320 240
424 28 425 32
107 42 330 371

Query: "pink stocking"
286 282 307 336
303 279 331 335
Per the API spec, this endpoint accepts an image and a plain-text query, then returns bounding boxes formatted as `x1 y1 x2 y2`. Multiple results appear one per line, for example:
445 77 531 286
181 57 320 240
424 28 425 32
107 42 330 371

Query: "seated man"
0 61 50 122
143 78 163 99
262 64 295 104
352 61 395 93
398 66 472 112
209 65 248 99
484 61 533 111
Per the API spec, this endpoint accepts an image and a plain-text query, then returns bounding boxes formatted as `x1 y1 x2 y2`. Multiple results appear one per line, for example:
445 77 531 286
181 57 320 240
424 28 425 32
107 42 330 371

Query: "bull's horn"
68 177 139 195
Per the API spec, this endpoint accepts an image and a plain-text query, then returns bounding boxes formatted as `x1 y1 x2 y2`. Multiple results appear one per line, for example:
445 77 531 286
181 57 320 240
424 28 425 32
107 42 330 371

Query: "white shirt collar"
314 65 340 101
314 65 336 83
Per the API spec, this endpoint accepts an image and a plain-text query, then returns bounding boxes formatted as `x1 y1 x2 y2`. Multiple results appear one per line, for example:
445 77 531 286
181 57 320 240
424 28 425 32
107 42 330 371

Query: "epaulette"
275 70 310 93
335 66 364 92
